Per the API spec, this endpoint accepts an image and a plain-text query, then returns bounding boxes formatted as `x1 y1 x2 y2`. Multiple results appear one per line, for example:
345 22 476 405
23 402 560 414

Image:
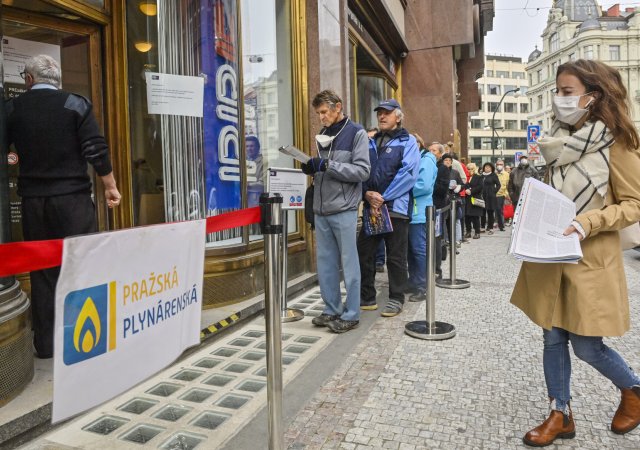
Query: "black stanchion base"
281 308 304 323
404 320 456 340
436 278 470 289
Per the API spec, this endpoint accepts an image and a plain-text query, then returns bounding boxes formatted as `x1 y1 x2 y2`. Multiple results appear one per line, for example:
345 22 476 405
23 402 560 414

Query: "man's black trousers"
358 217 409 305
22 193 97 358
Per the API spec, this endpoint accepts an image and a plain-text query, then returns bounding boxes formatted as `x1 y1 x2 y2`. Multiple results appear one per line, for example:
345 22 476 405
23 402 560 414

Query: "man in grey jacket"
301 90 370 333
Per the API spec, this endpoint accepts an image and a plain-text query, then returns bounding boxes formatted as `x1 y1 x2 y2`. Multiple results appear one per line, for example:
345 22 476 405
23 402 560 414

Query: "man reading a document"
300 90 370 333
510 60 640 447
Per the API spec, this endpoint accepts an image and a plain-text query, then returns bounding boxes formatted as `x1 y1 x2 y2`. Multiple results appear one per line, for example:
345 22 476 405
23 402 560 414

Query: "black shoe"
499 228 505 232
327 318 359 333
311 313 339 327
404 284 419 295
408 291 427 302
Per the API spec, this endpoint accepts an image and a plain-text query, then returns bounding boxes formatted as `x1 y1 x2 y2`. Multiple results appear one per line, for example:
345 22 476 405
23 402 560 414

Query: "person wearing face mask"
358 99 420 317
300 90 370 333
463 163 483 239
508 154 538 208
511 60 640 447
480 162 500 234
494 159 510 231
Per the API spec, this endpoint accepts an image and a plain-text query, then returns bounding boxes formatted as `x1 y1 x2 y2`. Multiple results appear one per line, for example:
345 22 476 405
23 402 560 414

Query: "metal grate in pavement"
31 287 345 449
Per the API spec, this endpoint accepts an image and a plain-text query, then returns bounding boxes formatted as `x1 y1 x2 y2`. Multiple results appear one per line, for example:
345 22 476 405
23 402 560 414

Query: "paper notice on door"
3 36 61 94
145 72 204 117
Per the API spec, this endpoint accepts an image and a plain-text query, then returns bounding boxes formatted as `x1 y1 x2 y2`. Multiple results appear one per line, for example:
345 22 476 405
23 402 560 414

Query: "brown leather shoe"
611 386 640 434
523 409 575 447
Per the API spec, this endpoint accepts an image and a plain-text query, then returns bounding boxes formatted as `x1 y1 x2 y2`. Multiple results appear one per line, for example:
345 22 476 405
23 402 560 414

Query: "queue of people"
302 90 525 333
304 60 640 445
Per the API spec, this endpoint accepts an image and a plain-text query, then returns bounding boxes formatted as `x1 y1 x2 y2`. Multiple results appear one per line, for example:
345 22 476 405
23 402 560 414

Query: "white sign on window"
267 167 307 210
2 36 61 97
145 72 204 117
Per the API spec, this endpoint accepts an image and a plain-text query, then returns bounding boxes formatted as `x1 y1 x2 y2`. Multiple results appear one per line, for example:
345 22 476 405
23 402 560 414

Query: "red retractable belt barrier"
0 206 262 278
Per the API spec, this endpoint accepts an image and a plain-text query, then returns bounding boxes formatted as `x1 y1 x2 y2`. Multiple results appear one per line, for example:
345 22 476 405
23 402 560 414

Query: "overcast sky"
484 0 636 60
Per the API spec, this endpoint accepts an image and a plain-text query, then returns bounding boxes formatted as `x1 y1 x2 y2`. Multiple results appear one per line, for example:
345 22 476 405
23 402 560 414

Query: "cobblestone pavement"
285 231 640 449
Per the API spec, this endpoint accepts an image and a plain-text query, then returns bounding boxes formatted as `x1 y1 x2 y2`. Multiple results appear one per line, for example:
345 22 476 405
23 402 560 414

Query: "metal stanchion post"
436 198 470 289
280 209 303 322
405 206 456 340
260 193 284 449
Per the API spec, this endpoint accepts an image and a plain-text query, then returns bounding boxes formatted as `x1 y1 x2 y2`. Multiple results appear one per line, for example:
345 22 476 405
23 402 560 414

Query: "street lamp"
490 87 520 163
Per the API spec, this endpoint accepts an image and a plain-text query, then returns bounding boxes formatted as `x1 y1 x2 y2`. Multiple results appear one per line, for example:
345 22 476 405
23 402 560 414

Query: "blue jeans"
407 223 427 293
543 327 640 411
314 211 360 321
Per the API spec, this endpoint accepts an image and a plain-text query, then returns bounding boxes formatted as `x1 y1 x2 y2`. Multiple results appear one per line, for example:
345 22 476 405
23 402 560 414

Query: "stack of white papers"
278 145 311 164
509 178 583 263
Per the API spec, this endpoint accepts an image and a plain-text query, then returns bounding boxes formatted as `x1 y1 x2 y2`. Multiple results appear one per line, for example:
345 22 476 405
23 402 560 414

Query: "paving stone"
285 234 640 449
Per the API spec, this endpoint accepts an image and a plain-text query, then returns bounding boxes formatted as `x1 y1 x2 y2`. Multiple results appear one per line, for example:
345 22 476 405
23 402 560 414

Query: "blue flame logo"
63 284 114 365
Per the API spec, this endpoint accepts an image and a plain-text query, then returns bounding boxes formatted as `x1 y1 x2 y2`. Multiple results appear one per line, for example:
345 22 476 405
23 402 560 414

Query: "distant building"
526 1 640 134
467 55 530 166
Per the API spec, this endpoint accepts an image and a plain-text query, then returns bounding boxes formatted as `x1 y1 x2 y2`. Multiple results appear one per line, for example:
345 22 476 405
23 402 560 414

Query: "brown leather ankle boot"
611 386 640 434
523 405 575 447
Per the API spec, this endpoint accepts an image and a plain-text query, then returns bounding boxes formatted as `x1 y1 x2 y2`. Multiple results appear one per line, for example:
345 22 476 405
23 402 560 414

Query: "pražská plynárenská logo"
63 282 116 365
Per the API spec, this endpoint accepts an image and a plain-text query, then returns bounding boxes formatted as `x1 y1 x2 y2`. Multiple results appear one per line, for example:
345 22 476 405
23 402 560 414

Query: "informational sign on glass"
145 72 204 117
3 36 61 98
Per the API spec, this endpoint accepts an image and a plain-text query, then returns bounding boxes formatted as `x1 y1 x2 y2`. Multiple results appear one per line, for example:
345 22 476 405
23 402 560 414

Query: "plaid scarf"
538 120 614 214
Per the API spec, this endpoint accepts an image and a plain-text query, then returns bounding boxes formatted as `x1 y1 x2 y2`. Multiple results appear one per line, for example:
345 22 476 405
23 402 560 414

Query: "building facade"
0 0 494 309
467 55 529 166
526 1 640 135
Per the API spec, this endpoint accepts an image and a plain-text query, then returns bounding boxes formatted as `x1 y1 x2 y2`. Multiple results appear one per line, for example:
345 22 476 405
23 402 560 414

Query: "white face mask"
552 94 593 125
496 165 504 172
315 118 350 149
520 158 528 166
315 134 335 148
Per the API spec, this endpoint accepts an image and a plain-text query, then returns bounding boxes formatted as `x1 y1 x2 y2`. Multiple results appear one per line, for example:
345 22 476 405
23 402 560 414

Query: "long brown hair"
556 60 639 150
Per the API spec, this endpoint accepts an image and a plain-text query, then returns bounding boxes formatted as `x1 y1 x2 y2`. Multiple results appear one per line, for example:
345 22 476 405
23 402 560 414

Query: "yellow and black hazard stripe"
200 313 240 340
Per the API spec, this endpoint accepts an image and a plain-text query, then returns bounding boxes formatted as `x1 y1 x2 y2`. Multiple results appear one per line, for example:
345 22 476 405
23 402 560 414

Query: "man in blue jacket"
301 90 370 333
405 137 438 302
358 99 420 317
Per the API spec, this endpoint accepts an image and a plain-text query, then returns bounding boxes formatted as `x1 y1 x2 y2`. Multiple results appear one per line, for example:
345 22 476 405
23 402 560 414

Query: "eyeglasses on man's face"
19 70 27 80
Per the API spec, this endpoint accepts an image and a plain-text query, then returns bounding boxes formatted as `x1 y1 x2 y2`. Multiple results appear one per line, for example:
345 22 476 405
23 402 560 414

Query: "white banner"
52 220 206 422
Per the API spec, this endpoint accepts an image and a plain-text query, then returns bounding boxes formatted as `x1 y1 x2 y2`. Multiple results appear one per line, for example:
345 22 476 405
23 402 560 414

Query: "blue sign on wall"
202 0 241 213
527 125 540 143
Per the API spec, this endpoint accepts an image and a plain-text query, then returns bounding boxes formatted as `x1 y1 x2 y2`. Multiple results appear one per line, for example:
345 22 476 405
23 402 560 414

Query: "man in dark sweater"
7 54 121 358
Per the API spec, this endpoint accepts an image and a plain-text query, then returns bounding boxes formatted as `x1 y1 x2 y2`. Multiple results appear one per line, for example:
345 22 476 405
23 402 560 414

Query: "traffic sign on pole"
527 125 540 143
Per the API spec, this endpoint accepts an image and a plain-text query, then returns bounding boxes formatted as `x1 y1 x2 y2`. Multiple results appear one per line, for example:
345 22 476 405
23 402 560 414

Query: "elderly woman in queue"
480 162 500 235
463 162 483 239
511 60 640 447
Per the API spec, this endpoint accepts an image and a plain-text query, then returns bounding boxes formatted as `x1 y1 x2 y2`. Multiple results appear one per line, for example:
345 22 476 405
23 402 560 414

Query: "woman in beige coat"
511 60 640 447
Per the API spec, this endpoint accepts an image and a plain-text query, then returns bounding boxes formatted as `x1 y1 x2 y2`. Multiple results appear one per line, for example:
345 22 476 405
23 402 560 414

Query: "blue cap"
374 99 401 111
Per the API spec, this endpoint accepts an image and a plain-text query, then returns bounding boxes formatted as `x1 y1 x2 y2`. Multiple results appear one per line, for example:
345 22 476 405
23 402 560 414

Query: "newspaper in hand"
508 177 583 263
278 145 311 164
